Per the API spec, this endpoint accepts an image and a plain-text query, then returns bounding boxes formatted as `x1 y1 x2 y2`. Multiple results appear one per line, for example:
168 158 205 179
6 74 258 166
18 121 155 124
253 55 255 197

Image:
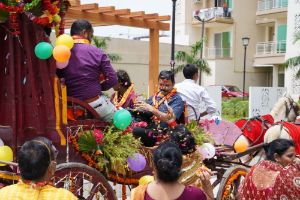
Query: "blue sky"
80 0 172 39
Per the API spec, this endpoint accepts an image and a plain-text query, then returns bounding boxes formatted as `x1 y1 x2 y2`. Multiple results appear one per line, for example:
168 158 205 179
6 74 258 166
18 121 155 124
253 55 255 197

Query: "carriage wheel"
52 162 117 200
216 165 249 200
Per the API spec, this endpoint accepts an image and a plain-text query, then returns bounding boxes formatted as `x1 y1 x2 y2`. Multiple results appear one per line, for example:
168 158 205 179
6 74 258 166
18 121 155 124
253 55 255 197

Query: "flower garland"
222 170 247 199
113 84 134 109
152 88 177 109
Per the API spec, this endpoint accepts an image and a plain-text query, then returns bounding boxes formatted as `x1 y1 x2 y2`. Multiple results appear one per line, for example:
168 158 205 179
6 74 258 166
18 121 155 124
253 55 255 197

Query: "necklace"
152 88 177 109
113 84 134 108
72 35 90 44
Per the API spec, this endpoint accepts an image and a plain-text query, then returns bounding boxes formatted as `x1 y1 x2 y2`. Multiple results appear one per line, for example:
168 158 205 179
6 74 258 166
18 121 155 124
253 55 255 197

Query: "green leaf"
78 131 97 152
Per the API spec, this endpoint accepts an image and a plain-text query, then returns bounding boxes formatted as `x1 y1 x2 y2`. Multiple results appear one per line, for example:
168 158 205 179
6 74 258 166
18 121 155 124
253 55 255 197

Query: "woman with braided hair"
111 70 136 109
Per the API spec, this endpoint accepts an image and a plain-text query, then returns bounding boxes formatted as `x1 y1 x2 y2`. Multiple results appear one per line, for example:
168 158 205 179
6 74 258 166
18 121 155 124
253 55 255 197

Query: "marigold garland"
222 170 247 199
113 84 134 108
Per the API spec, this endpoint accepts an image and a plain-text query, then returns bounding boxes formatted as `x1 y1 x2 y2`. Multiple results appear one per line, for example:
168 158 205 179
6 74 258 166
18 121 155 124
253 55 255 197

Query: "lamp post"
193 10 214 85
170 0 177 72
242 37 250 100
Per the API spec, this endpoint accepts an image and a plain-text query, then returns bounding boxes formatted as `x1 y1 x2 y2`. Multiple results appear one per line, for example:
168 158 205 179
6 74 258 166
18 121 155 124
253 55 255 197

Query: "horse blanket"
279 122 300 155
235 115 274 145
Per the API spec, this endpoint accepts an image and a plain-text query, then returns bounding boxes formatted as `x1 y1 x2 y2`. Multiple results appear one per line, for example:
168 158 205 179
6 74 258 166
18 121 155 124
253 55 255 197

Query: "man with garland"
133 70 184 147
57 19 117 122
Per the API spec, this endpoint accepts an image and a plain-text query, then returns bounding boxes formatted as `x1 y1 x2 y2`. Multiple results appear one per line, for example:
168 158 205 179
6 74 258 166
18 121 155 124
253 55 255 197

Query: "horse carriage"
1 4 300 200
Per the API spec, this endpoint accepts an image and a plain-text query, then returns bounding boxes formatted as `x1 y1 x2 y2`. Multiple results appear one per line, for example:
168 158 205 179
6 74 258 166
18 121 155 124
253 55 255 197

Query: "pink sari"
239 160 300 200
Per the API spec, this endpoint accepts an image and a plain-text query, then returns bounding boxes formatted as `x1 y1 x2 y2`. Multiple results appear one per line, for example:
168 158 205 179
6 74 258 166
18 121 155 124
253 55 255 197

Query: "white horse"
234 95 299 164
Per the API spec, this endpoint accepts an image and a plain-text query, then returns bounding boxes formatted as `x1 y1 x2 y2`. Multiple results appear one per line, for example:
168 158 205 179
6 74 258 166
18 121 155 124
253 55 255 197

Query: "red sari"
239 160 300 200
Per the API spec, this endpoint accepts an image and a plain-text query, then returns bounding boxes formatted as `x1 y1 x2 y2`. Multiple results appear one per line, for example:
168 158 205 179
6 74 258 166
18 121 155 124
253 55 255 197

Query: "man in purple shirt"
57 19 117 122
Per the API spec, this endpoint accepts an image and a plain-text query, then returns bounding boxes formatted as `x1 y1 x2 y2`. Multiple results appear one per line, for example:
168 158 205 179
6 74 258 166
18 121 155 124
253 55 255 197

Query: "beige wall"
104 38 188 95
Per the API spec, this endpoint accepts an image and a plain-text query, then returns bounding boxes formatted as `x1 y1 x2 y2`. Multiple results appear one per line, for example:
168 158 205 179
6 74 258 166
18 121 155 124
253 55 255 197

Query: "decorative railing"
256 41 286 55
198 7 232 20
257 0 288 12
205 47 232 58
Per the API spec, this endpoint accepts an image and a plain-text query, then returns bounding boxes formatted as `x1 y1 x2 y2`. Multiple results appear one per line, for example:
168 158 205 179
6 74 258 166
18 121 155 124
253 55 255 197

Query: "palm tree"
92 37 121 62
283 32 300 78
174 40 211 75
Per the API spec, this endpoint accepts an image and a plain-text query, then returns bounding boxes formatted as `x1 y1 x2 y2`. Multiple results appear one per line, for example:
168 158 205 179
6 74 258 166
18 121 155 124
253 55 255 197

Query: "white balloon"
197 143 215 159
0 139 4 147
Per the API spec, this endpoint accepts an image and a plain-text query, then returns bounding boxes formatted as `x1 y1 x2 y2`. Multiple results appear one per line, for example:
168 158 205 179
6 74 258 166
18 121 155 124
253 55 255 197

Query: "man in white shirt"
175 64 217 121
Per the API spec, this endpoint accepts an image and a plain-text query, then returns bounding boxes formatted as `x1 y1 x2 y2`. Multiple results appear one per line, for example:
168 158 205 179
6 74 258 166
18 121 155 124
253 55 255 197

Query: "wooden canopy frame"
65 0 170 95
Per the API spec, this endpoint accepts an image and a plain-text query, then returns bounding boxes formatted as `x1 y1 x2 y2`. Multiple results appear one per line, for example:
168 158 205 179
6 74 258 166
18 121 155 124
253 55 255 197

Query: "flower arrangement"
0 0 69 35
185 120 213 146
74 126 142 175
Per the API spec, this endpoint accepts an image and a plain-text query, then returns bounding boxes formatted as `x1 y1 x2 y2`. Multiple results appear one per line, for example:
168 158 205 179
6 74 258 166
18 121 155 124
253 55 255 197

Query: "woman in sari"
239 139 300 200
111 70 136 109
131 141 213 200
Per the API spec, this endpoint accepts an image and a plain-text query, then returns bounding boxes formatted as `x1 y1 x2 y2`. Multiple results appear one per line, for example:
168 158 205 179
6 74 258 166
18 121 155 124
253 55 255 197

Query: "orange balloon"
53 45 71 62
234 140 248 153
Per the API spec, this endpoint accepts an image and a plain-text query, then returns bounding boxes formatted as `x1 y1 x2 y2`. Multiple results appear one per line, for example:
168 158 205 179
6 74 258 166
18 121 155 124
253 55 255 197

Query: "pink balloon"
56 61 69 69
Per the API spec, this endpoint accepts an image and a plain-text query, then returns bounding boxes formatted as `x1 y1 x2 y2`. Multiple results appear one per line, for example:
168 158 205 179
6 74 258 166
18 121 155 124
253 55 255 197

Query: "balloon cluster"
34 34 74 69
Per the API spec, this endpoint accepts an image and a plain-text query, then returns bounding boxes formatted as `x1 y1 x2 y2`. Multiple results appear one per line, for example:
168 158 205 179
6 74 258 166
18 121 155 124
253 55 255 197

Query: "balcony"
192 7 234 28
254 41 286 66
205 47 232 59
257 0 288 16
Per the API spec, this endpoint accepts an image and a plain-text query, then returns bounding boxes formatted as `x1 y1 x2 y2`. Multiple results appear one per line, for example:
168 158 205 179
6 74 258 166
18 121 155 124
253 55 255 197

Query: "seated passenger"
133 70 184 146
111 70 136 109
57 19 117 122
0 137 77 200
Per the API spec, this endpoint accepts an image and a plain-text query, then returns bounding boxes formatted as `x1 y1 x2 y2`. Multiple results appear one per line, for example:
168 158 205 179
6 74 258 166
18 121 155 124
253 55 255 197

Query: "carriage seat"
0 126 15 149
67 96 101 121
177 101 188 125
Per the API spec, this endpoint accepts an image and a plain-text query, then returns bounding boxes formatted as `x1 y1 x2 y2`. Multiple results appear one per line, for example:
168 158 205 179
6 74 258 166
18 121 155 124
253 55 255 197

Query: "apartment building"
175 0 288 90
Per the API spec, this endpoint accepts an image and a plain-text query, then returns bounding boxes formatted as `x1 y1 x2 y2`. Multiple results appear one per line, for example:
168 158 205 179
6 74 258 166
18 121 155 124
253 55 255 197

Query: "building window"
176 0 181 22
213 32 231 57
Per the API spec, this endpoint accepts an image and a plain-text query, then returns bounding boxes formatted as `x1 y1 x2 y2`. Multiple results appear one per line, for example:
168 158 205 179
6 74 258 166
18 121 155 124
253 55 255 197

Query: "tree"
283 32 300 78
92 37 121 62
174 40 211 76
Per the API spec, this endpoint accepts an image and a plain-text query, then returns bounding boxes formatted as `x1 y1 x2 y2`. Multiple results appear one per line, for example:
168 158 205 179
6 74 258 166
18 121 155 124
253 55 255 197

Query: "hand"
135 102 154 113
197 167 213 184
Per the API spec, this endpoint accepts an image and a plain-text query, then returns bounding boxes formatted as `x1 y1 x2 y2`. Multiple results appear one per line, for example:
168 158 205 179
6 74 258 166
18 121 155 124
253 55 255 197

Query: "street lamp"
242 37 250 100
170 0 177 72
193 10 214 85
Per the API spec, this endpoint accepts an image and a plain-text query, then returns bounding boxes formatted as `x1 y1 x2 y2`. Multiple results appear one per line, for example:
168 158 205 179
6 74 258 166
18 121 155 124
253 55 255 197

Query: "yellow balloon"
234 140 248 153
0 145 13 166
56 34 74 49
139 175 154 185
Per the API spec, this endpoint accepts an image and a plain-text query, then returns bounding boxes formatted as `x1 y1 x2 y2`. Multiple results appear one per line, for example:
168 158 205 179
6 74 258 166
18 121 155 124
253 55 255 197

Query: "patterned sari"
239 160 300 200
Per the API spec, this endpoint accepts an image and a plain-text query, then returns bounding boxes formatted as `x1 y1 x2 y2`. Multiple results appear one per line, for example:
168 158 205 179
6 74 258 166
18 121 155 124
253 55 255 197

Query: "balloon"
34 42 53 59
127 153 146 172
113 109 132 130
55 34 74 49
234 140 248 153
56 61 69 69
0 145 13 166
139 175 154 185
53 45 71 62
197 143 215 159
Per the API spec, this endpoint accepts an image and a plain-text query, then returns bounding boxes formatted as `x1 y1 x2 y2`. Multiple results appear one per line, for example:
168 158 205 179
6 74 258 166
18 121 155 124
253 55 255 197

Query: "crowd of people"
0 19 299 200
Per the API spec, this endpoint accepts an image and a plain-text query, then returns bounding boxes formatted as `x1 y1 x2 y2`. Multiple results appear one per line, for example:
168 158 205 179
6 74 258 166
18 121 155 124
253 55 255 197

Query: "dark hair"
117 70 132 88
169 125 196 155
264 139 295 161
158 70 175 84
18 137 55 181
70 19 93 36
183 64 198 79
153 141 182 183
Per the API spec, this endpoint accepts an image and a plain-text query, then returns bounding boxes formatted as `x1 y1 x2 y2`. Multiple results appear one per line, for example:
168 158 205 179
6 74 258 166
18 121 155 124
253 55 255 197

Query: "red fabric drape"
0 14 60 146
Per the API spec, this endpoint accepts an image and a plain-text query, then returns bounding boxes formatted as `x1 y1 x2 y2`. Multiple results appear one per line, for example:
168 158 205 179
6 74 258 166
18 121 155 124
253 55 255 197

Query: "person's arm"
199 89 217 117
135 102 174 122
197 168 214 200
98 51 117 91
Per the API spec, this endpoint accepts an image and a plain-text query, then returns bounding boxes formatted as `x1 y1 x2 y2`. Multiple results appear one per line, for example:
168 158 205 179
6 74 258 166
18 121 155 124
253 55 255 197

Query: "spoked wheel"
216 165 249 200
52 162 117 200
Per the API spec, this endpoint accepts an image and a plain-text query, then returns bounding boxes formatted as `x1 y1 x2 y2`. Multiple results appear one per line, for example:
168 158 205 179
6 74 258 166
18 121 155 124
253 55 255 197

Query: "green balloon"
34 42 53 60
113 109 132 130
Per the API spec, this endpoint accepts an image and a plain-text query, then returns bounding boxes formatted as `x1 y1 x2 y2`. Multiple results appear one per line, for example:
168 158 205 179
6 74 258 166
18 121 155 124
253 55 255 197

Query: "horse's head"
271 95 299 122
